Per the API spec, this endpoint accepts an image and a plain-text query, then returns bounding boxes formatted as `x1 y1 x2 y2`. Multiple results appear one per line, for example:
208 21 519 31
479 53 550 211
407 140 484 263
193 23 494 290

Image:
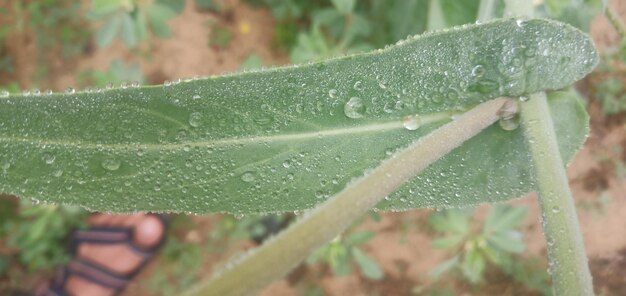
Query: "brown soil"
3 0 626 295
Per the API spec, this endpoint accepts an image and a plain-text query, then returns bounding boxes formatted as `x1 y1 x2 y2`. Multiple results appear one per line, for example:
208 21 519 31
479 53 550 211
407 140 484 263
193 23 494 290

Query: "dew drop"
498 100 520 131
471 65 485 77
241 171 256 182
53 169 64 177
403 115 421 131
101 158 121 171
551 206 561 214
188 112 202 127
0 90 8 97
353 81 363 91
499 116 520 131
44 89 53 96
344 97 365 119
282 160 291 168
328 89 337 98
105 82 114 90
42 152 56 164
519 96 529 102
65 87 75 94
516 19 528 28
192 94 201 100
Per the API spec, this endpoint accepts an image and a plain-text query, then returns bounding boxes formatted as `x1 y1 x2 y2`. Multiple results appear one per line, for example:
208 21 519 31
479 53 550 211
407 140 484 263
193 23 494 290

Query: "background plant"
1 0 625 295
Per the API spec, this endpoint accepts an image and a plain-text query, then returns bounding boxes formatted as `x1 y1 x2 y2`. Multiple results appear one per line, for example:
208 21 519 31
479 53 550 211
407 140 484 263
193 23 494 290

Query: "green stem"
519 93 593 295
183 98 511 296
477 0 497 22
504 0 533 17
605 6 626 41
427 0 446 31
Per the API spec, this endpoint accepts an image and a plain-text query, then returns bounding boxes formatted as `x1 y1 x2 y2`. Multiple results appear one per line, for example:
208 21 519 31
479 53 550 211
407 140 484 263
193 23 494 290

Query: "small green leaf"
120 13 138 48
352 247 384 280
483 205 527 233
429 255 460 278
461 245 486 283
432 233 465 249
346 231 374 245
486 231 525 253
330 0 356 15
96 13 122 48
429 210 471 234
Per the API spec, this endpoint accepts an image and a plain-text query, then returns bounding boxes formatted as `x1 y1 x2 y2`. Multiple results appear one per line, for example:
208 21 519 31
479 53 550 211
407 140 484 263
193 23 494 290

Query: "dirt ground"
3 0 626 295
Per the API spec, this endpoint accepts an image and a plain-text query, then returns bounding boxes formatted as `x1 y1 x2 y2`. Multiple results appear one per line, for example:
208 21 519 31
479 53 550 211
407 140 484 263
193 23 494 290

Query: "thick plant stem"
606 6 626 40
477 0 497 22
427 0 446 31
183 98 511 296
519 93 593 295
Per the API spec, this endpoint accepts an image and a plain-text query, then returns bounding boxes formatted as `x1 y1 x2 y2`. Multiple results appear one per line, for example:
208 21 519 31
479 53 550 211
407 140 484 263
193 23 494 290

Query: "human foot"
37 213 167 296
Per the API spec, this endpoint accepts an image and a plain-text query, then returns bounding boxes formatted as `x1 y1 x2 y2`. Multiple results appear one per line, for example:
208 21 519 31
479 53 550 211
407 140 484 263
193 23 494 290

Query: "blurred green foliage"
306 230 383 280
0 197 87 273
77 59 145 88
0 0 613 294
88 0 184 49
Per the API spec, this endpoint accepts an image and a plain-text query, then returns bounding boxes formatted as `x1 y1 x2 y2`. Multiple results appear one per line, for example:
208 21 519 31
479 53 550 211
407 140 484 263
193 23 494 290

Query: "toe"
133 215 166 249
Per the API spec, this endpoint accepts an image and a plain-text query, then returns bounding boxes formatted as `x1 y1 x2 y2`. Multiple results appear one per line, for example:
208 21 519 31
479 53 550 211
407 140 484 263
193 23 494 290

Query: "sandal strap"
66 259 130 290
69 228 131 254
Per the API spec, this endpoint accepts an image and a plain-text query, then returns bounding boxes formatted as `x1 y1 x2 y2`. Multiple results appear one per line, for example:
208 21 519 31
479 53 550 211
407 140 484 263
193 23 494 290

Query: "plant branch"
183 98 511 296
427 0 446 31
519 93 593 295
477 0 497 22
605 5 626 41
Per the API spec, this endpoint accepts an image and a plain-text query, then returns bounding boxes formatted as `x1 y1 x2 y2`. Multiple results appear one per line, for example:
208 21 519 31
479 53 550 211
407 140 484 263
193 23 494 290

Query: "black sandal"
37 214 168 296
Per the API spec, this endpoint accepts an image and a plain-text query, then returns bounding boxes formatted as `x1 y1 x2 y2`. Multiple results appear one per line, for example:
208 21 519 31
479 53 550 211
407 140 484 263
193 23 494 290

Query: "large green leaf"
0 19 597 214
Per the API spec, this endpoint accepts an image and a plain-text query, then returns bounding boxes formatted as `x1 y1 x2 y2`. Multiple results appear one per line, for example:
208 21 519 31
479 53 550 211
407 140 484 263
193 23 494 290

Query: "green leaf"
0 19 597 214
386 0 429 42
486 230 525 253
346 231 374 245
429 255 460 278
239 54 264 71
429 210 470 234
147 4 176 38
96 13 122 48
352 247 384 280
440 0 481 26
330 0 356 15
432 233 465 249
483 205 527 233
461 246 486 283
120 13 138 48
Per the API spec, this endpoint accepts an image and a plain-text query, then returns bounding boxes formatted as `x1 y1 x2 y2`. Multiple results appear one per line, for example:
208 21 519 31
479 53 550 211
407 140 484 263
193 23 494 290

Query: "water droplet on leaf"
241 171 256 182
101 158 121 171
188 112 202 127
344 97 365 119
42 153 55 164
328 89 337 98
403 115 421 130
471 65 485 77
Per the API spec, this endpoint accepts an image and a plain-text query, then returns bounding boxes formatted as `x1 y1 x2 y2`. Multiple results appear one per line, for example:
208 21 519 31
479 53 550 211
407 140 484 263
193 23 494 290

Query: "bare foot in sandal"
37 213 168 296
